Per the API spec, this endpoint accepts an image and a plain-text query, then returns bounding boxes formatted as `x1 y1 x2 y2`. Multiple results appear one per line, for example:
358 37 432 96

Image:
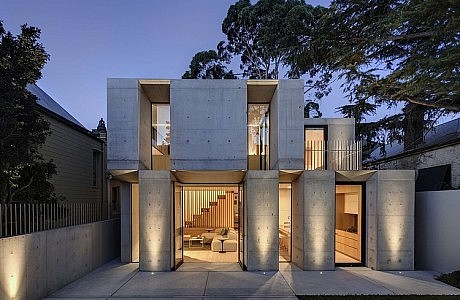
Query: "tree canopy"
287 0 460 151
0 21 56 203
182 48 236 79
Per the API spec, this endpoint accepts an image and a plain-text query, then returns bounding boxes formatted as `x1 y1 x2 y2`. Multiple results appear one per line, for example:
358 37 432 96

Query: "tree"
220 0 325 79
182 48 236 79
287 0 460 152
0 21 56 203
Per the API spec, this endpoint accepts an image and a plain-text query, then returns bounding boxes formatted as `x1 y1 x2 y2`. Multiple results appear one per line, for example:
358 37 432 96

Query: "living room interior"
182 185 239 263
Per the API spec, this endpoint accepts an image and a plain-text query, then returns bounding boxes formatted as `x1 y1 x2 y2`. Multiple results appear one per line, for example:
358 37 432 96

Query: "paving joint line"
109 267 140 298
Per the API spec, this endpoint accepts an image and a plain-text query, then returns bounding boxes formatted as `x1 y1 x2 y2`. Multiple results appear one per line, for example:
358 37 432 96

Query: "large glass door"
335 183 365 265
172 182 183 270
238 183 246 270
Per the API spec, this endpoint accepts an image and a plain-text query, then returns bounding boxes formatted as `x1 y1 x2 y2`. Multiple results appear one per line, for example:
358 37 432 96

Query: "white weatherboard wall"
415 190 460 273
0 220 120 300
170 80 247 170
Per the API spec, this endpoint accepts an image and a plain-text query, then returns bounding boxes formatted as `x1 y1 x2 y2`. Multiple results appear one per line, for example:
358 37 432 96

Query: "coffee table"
188 237 204 248
217 237 228 253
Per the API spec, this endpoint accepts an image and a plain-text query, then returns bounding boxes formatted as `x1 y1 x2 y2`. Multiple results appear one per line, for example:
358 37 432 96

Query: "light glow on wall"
2 239 26 298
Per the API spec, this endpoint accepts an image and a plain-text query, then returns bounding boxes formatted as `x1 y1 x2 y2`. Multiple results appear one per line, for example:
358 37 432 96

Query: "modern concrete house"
107 79 415 272
28 85 107 205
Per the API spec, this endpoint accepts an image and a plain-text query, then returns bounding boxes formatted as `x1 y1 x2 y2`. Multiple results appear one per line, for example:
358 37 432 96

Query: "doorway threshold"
177 262 242 272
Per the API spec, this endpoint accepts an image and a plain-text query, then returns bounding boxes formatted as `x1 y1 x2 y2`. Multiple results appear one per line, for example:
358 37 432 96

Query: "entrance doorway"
335 184 365 265
279 183 291 262
178 185 240 264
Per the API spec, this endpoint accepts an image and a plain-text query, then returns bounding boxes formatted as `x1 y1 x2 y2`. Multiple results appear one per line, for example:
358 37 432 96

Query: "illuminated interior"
151 103 170 170
180 185 239 264
335 184 363 264
248 104 269 170
279 183 291 262
305 127 325 170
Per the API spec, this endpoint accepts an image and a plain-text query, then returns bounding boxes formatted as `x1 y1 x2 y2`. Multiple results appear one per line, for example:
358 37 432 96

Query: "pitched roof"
368 117 460 162
27 84 86 129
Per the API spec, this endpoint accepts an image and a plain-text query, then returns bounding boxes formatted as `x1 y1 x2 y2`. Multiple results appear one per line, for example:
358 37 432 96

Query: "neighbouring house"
107 79 415 272
28 84 108 207
365 117 460 191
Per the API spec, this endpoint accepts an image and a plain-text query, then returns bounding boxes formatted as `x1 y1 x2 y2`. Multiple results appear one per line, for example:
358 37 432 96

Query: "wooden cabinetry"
335 229 360 260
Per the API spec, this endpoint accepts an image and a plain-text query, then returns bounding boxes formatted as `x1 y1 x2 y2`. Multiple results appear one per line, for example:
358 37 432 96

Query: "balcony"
305 140 362 171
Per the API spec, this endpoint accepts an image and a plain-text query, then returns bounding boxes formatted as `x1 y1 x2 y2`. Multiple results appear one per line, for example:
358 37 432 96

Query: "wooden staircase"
187 192 234 228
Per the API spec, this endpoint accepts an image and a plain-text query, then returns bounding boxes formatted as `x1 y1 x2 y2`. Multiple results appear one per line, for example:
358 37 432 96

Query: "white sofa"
201 228 238 252
211 230 238 252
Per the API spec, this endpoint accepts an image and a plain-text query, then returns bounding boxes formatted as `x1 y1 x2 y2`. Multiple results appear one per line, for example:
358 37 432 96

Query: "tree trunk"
403 103 426 151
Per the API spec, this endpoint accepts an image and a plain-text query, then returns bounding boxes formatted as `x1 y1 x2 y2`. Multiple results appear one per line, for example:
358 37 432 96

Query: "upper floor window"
152 104 170 170
248 104 269 170
305 126 326 170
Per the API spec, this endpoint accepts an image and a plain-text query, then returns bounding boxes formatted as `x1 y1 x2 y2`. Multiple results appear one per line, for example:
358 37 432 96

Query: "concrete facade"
0 220 120 300
292 171 336 270
415 190 460 273
107 79 416 272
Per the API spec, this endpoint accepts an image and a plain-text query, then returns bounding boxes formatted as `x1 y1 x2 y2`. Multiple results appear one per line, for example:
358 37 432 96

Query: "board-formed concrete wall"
0 219 120 300
366 170 415 270
245 170 279 270
415 190 460 273
270 80 304 170
170 80 247 170
292 171 335 270
139 170 171 271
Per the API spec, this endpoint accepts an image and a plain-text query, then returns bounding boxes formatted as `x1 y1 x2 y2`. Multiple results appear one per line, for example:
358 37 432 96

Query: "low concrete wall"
0 219 120 300
415 190 460 273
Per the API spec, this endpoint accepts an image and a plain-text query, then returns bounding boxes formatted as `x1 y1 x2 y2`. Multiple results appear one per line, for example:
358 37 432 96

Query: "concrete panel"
370 170 415 271
120 182 132 263
25 232 47 300
270 80 304 170
302 171 335 270
139 170 171 271
366 172 378 270
415 190 460 273
0 236 26 300
291 173 304 269
170 80 247 170
1 220 120 300
245 170 279 271
107 79 140 170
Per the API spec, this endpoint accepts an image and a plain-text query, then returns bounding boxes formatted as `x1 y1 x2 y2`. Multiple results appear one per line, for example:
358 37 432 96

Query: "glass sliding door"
238 183 247 270
172 182 183 270
335 184 364 265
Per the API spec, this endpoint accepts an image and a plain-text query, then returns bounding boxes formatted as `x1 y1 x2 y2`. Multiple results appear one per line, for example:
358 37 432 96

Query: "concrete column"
245 170 279 271
139 170 171 271
120 182 132 263
368 170 415 270
293 171 335 270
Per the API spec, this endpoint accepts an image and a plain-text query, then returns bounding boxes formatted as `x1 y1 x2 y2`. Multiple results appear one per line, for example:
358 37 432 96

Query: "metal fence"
305 140 362 171
0 202 104 238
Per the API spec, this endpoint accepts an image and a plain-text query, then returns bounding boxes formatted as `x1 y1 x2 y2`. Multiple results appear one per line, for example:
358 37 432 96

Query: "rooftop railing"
0 202 104 238
305 140 362 171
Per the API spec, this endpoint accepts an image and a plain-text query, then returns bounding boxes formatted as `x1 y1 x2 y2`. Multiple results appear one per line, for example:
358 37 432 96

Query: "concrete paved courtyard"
45 259 460 299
